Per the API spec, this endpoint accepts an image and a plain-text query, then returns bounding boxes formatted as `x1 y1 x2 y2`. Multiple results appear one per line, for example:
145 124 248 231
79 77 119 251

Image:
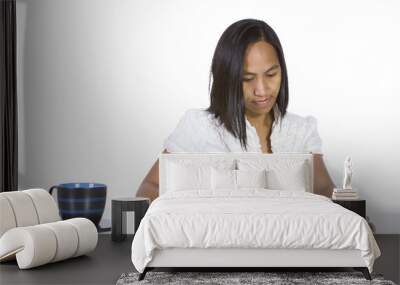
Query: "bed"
131 153 381 281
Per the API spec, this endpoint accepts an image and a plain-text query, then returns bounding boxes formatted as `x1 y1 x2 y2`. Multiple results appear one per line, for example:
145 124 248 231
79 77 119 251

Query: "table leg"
133 202 149 235
112 201 125 241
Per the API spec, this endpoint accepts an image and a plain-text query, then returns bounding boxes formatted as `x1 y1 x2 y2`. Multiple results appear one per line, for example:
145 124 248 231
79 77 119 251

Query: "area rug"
116 271 396 285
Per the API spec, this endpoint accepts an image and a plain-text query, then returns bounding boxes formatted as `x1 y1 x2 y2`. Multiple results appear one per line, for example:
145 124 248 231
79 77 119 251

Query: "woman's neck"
245 111 274 131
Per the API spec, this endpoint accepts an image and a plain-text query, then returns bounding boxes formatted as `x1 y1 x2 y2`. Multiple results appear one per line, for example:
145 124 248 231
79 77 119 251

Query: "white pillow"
211 168 236 190
237 158 309 192
266 161 307 191
166 162 211 191
211 168 268 190
236 169 267 189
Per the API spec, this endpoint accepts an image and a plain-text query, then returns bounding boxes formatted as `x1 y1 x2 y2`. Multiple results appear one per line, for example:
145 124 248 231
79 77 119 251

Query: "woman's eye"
243 74 277 81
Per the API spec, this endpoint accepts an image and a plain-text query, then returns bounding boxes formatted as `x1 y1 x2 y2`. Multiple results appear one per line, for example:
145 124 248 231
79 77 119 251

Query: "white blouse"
163 108 323 154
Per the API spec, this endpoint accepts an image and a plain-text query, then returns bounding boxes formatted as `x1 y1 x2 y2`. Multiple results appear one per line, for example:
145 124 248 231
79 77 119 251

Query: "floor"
0 233 134 285
0 234 399 285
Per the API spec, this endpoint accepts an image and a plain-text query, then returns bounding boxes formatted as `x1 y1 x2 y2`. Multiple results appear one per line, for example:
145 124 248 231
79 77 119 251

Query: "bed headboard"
159 152 314 194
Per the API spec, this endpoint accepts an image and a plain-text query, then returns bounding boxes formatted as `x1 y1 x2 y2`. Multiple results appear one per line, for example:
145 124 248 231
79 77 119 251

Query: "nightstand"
111 197 150 242
332 199 366 218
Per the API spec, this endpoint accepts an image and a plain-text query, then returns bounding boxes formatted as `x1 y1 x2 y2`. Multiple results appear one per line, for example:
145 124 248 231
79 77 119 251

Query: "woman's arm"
313 153 335 198
136 149 169 202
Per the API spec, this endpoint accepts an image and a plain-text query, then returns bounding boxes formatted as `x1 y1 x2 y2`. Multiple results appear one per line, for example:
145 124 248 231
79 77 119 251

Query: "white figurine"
342 156 353 190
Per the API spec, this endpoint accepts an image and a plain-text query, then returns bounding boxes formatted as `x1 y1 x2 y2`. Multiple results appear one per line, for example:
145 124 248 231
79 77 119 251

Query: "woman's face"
242 41 282 117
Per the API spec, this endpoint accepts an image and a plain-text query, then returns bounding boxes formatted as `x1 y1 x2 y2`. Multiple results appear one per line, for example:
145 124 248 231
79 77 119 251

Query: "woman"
137 18 335 202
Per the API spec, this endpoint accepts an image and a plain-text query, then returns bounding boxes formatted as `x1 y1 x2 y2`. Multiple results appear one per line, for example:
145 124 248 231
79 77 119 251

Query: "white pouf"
0 189 98 269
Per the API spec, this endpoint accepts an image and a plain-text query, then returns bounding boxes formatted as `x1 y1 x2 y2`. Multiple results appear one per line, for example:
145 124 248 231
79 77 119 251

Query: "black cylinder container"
49 182 106 228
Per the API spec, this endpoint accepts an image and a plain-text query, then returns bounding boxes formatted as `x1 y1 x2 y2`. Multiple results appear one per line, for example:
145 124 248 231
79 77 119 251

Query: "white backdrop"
16 0 400 233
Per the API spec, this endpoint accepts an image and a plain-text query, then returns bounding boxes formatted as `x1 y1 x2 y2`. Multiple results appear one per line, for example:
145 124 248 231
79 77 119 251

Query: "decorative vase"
49 182 106 228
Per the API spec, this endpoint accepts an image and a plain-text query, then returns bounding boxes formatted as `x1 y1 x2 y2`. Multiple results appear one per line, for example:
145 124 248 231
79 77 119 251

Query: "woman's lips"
253 96 272 107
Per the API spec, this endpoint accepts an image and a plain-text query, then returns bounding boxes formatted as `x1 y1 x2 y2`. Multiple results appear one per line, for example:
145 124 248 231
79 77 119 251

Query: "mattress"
131 189 381 273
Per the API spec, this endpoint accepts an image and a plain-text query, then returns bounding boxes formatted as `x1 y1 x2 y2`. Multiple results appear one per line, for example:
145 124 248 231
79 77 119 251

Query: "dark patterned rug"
116 271 397 285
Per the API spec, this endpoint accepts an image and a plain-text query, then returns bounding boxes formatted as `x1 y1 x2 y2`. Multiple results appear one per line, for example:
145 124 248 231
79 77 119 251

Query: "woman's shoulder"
280 111 318 128
162 108 222 153
273 111 322 154
180 108 223 129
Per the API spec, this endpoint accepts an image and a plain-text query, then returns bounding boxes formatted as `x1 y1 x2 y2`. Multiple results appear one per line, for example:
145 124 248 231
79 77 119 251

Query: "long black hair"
206 18 289 151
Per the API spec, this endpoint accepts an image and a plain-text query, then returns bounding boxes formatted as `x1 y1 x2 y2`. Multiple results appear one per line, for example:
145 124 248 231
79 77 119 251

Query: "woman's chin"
247 105 274 116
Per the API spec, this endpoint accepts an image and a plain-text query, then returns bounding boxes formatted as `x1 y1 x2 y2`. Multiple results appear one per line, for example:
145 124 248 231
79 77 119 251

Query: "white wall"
16 0 400 233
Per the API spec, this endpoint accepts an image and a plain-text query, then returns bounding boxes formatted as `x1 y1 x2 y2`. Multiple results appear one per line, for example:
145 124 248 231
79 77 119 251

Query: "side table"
332 199 366 218
112 197 150 242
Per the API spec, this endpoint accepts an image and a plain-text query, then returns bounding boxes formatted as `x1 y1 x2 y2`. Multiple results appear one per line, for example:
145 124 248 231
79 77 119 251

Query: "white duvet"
131 190 381 273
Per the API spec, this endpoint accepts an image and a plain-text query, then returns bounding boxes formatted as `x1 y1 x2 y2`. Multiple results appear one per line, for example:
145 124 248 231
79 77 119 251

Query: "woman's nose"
254 78 268 96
